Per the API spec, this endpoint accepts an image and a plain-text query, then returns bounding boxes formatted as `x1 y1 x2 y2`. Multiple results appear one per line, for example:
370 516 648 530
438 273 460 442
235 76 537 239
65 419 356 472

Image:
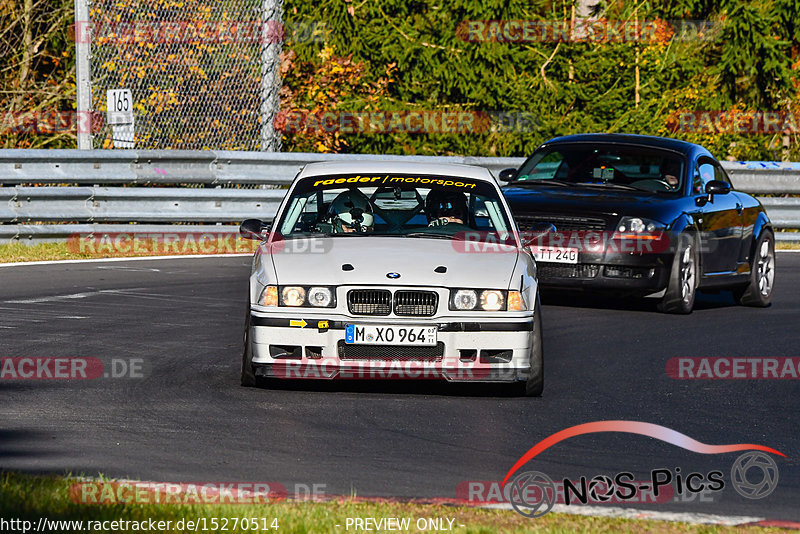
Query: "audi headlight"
616 216 665 234
307 286 333 307
281 286 306 307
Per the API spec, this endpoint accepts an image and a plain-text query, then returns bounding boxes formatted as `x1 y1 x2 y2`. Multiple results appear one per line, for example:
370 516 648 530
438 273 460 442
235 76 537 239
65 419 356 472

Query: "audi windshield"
514 145 686 194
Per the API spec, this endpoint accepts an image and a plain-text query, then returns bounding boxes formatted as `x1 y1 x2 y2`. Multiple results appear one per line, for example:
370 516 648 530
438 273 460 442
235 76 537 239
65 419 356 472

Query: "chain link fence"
86 0 283 151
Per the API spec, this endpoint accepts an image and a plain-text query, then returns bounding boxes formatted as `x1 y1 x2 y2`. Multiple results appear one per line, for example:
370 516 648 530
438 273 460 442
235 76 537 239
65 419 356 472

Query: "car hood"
269 236 520 288
503 185 683 223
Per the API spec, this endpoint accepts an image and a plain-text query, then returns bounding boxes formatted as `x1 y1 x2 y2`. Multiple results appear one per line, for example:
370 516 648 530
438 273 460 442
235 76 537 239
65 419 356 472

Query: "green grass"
0 472 787 533
0 241 255 263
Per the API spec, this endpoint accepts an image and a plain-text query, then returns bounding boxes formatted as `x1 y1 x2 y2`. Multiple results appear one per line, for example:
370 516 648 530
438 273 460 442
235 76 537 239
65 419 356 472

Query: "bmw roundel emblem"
386 272 401 279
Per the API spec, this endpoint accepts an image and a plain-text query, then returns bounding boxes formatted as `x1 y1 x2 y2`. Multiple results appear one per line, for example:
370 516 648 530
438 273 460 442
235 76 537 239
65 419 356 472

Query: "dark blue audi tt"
500 134 776 314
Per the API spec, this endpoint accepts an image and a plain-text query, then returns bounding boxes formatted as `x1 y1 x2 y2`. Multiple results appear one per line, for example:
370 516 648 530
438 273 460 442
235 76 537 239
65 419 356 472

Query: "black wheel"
514 295 544 397
241 306 257 387
733 229 775 307
659 233 697 314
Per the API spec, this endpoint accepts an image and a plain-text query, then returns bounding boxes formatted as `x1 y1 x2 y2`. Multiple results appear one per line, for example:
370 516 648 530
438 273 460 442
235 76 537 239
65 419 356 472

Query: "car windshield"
514 144 686 194
275 173 513 240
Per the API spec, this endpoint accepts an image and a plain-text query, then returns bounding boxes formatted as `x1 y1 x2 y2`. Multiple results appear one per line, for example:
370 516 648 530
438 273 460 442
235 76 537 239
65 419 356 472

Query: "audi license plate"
345 324 437 346
530 246 578 264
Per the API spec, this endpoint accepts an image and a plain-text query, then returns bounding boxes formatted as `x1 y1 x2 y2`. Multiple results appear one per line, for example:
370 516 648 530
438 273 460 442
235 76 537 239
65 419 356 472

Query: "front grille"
347 289 391 316
394 290 438 316
338 341 445 361
538 263 600 279
516 213 608 233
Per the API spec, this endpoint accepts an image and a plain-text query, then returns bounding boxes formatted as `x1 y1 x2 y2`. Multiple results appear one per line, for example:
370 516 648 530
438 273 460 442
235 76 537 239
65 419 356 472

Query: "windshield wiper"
403 232 454 239
574 182 642 192
510 179 571 187
285 232 362 238
283 232 331 238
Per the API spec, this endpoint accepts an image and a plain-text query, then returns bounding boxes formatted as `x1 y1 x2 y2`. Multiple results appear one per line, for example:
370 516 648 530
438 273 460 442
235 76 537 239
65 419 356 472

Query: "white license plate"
345 324 437 346
530 246 579 264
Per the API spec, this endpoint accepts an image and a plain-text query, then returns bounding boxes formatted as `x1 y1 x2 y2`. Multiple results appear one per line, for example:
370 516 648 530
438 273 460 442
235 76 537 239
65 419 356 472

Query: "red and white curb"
71 477 800 529
484 502 800 528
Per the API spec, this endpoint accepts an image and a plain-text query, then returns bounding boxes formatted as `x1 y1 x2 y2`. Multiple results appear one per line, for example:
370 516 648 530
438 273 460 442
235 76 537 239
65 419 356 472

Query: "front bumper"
248 313 535 383
537 253 671 293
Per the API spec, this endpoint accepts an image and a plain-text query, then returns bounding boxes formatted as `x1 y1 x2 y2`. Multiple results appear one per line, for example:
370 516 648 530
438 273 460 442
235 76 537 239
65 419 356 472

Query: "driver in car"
661 160 682 191
425 190 469 227
326 190 375 233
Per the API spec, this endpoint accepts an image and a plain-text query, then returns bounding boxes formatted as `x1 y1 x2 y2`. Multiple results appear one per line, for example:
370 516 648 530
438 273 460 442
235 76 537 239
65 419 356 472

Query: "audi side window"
713 164 733 187
517 151 566 181
694 161 715 195
692 167 703 195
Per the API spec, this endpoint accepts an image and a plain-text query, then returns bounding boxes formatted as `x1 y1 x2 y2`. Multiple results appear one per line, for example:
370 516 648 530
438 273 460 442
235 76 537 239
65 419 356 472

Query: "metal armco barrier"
0 187 284 223
0 149 521 185
0 150 798 243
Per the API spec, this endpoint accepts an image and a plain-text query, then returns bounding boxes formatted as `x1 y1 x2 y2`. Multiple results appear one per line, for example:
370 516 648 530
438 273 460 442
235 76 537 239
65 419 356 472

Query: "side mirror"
705 180 731 196
522 222 557 247
498 168 517 182
240 219 269 240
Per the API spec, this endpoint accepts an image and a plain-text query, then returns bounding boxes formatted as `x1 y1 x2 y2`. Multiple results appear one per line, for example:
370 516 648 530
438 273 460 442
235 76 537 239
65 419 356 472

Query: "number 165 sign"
106 89 133 125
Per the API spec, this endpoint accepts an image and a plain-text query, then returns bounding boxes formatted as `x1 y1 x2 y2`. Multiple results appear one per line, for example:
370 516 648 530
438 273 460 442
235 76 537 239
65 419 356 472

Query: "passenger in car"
425 190 469 226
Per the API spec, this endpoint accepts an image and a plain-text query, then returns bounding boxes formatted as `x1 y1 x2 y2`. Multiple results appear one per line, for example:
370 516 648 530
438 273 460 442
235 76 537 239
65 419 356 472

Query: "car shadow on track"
0 429 60 464
539 288 740 312
250 378 530 398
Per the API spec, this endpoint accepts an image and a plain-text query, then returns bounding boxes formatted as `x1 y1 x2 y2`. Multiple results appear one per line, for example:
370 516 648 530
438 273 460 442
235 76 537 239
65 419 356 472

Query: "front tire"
733 229 775 307
241 307 257 387
515 295 544 397
658 233 697 314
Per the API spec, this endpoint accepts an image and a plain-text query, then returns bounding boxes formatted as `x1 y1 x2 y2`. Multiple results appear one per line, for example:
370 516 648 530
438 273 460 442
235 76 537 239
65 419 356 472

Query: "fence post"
75 0 93 150
260 0 283 152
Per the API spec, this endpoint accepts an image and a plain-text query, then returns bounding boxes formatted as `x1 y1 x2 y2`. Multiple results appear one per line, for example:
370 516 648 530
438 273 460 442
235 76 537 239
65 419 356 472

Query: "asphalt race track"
1 254 798 521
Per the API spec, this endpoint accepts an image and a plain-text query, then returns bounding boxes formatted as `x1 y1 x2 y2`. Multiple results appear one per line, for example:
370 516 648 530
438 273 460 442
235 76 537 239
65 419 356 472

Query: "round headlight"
307 287 333 307
628 218 645 233
281 286 306 307
480 290 505 311
452 289 478 310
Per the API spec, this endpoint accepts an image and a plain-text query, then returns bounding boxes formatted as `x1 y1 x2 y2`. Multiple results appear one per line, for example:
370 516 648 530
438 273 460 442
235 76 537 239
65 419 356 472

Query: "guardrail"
0 150 798 243
0 149 521 185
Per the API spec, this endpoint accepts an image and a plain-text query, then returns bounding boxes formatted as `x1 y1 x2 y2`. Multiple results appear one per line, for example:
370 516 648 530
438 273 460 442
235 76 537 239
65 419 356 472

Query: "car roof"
296 160 497 182
541 133 704 155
